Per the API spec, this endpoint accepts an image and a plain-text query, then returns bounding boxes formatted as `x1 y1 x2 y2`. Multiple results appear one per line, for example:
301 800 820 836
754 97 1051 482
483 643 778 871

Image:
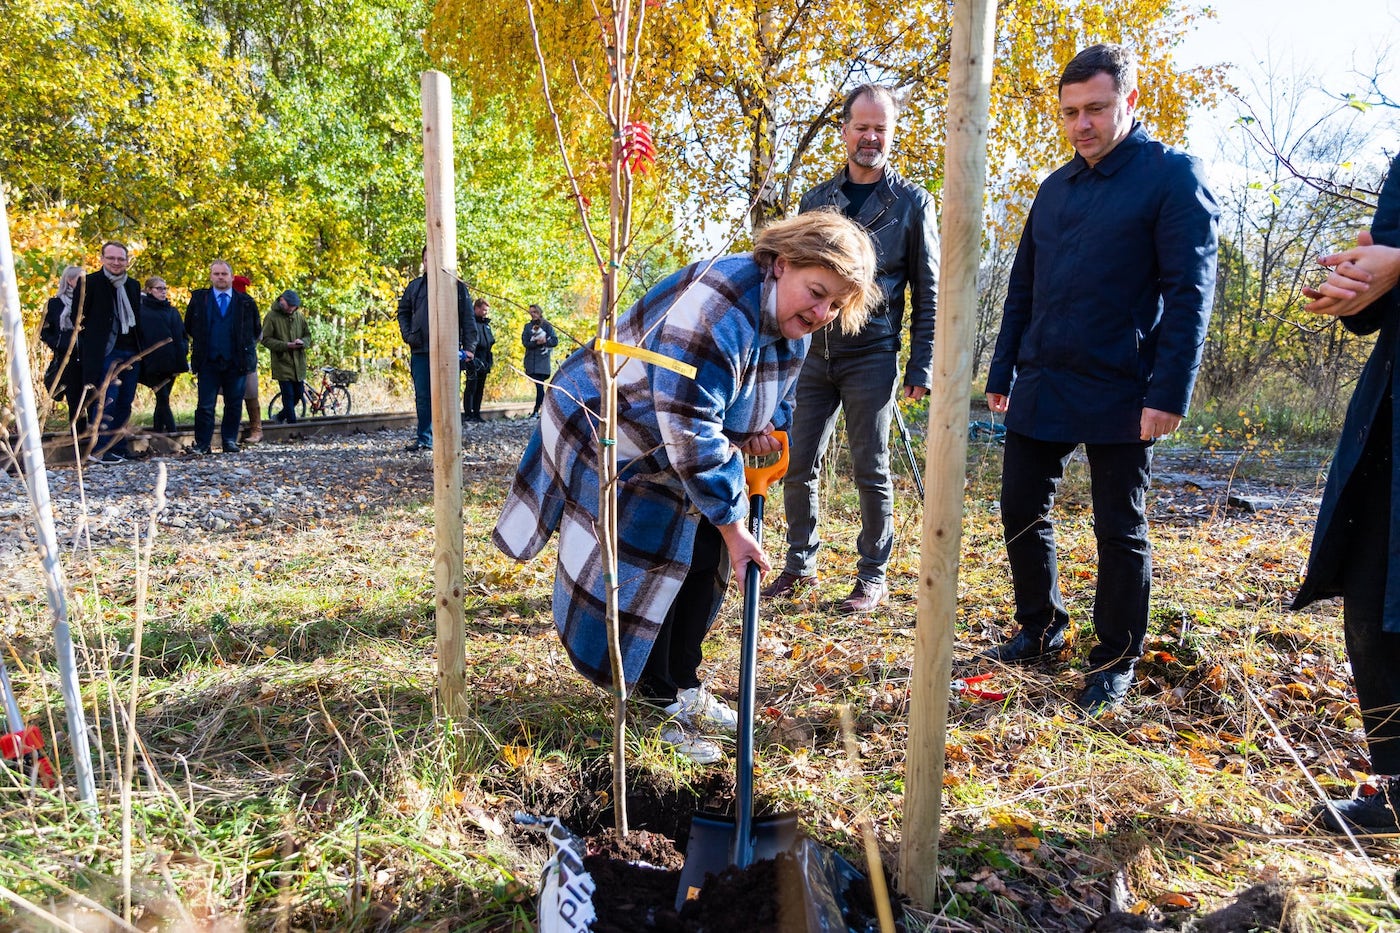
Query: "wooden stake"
899 0 997 907
420 70 468 722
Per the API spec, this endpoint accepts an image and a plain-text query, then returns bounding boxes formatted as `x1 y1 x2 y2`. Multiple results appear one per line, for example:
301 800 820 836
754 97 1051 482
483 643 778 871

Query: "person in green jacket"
261 290 311 423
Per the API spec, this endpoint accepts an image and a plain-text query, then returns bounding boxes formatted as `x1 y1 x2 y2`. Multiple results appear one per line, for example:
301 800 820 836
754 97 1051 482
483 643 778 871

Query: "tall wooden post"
420 71 468 721
899 0 997 906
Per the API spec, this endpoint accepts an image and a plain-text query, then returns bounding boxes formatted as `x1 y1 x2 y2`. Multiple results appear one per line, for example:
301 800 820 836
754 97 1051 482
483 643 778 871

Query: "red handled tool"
0 656 56 788
952 673 1007 701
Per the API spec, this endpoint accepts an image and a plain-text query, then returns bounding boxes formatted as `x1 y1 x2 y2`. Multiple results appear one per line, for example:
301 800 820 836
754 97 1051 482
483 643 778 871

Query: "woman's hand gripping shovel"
675 431 801 907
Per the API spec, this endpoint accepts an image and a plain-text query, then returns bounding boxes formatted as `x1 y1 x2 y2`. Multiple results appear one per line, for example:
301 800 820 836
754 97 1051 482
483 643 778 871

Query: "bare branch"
524 0 605 271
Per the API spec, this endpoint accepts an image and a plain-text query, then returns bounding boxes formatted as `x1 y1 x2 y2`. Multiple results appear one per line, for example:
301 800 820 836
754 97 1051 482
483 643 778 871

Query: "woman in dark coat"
39 265 83 421
521 303 559 417
137 276 189 433
463 298 497 423
1295 153 1400 832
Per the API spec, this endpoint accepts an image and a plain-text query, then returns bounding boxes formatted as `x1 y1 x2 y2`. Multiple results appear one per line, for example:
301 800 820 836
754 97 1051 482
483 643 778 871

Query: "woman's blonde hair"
753 209 879 335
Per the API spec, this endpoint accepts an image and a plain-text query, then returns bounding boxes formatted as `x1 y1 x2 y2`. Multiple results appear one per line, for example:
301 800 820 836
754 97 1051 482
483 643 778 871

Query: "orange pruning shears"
952 673 1006 701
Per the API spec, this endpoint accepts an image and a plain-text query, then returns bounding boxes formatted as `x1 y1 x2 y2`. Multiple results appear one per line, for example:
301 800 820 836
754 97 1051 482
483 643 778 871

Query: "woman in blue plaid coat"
494 211 878 754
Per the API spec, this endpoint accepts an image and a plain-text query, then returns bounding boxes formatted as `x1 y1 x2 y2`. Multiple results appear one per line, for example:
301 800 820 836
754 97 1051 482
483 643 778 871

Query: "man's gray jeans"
780 349 901 585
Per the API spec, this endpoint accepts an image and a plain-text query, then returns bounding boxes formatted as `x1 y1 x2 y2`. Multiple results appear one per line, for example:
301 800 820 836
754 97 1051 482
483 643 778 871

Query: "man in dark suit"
72 241 145 462
982 44 1219 714
185 260 261 454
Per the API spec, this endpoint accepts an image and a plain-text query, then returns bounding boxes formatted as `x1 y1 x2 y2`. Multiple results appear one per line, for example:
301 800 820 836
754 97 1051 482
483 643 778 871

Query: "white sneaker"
660 725 723 765
664 686 739 734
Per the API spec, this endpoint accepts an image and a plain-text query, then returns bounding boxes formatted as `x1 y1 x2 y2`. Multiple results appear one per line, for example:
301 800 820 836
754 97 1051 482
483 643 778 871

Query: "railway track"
23 402 534 465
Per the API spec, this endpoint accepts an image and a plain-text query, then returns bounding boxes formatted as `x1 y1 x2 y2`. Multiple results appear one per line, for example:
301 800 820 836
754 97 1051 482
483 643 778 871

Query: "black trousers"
638 517 729 703
1000 431 1153 674
150 381 177 433
1339 398 1400 774
463 362 491 417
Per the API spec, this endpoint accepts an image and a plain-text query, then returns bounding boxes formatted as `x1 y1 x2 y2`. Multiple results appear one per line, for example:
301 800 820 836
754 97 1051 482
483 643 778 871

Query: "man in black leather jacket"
764 83 939 614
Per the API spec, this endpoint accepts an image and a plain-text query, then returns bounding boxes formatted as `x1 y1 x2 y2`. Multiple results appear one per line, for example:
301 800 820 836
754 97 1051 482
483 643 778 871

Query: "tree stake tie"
598 338 697 379
951 673 1006 701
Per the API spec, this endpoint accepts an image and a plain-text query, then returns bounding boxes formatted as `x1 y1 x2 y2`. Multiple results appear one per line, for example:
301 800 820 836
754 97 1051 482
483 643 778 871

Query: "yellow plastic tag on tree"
598 338 697 380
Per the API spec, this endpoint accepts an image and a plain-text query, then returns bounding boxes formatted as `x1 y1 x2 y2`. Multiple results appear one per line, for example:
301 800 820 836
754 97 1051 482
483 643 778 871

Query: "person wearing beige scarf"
73 241 144 462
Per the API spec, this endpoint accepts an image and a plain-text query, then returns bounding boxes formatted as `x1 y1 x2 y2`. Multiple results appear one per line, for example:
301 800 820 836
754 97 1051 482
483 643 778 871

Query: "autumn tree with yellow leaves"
429 0 1224 237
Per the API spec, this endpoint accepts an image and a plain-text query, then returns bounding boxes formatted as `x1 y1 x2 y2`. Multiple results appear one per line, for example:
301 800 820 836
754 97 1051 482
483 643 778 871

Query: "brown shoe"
244 398 262 444
839 579 888 614
761 571 817 599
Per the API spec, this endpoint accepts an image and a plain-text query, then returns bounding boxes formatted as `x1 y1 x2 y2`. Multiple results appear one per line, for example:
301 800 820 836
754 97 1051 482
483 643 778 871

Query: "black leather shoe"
1076 669 1133 716
189 445 211 456
223 440 240 453
981 627 1066 663
1315 779 1400 833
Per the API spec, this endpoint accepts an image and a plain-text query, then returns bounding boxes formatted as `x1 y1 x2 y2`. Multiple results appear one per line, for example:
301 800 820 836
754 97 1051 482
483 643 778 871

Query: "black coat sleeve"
1342 155 1400 337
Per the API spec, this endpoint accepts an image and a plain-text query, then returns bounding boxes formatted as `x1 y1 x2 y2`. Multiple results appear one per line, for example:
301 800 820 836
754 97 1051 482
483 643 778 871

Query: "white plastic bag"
519 813 598 932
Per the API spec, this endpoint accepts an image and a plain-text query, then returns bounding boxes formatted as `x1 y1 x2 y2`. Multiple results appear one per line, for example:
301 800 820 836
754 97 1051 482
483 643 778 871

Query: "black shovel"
675 432 800 907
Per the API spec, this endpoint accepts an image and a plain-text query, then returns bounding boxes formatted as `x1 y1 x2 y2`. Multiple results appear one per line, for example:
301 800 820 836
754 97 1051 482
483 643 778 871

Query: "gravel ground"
2 425 1326 599
1 420 537 592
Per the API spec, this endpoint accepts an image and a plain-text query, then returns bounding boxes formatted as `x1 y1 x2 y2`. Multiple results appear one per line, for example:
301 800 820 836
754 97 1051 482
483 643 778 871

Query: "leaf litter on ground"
0 424 1396 930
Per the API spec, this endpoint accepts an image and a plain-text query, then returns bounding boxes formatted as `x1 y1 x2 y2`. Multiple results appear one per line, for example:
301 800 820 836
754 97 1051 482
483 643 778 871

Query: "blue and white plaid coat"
492 254 806 688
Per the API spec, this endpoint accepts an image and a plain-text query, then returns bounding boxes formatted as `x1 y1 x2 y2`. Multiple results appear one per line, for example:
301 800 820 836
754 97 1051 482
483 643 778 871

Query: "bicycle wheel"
268 390 309 422
322 385 351 417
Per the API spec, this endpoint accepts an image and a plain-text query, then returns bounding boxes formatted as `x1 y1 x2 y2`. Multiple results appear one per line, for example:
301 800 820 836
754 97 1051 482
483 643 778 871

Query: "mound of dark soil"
532 763 904 932
586 845 882 933
578 810 900 932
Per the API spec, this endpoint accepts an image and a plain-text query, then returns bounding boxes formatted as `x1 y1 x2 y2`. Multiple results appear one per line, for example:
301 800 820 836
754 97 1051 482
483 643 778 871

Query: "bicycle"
267 366 356 421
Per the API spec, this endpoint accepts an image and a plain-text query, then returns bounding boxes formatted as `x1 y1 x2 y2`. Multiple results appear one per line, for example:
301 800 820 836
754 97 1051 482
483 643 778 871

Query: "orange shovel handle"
743 431 789 499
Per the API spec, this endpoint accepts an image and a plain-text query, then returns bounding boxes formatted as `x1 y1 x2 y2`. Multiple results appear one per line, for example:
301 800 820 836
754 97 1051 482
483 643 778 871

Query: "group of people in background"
39 243 308 460
394 254 560 452
45 241 566 461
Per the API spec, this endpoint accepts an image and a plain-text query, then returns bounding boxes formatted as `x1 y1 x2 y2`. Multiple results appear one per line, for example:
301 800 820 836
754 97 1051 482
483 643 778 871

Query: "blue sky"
1172 0 1399 157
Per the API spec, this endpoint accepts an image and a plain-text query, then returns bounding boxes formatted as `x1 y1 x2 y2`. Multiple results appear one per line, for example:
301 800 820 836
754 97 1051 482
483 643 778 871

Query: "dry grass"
0 425 1396 931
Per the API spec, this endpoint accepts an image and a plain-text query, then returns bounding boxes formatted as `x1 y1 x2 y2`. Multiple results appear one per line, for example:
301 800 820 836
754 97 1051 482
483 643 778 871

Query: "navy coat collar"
1065 122 1150 180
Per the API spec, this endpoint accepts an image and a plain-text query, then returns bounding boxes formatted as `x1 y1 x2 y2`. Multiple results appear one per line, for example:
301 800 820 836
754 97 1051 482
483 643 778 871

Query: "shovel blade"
674 810 800 911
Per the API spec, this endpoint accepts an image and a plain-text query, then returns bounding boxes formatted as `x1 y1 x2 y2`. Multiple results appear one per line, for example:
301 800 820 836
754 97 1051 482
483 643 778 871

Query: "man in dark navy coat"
185 260 261 454
982 44 1219 714
1294 154 1400 831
